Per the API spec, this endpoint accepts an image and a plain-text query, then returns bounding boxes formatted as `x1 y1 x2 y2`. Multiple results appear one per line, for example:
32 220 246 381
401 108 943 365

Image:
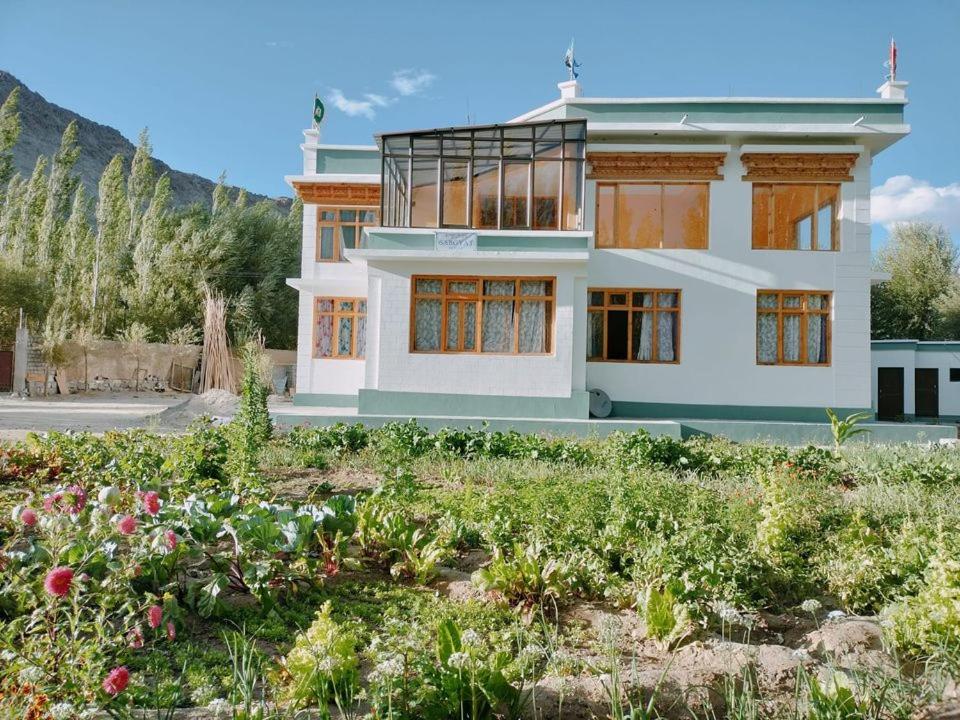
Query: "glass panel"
757 293 778 309
606 310 629 360
441 160 468 226
772 185 816 250
445 301 460 351
808 294 828 310
463 302 476 350
561 160 582 230
816 185 838 250
410 158 438 228
783 315 801 362
617 185 661 248
414 299 442 350
338 301 354 312
632 310 654 361
587 311 604 358
319 227 335 260
482 300 515 352
532 160 559 230
356 315 366 358
807 314 828 364
316 315 333 357
609 293 627 306
636 292 654 308
484 280 515 296
783 295 802 309
358 300 367 313
337 316 353 357
502 162 529 229
339 209 357 222
589 291 604 307
472 159 499 229
662 185 707 249
416 278 442 295
596 184 615 248
320 209 337 221
341 226 357 251
518 300 547 353
520 280 547 296
657 311 678 362
752 185 771 249
448 280 478 295
757 313 778 363
657 292 679 308
317 298 334 313
359 209 378 223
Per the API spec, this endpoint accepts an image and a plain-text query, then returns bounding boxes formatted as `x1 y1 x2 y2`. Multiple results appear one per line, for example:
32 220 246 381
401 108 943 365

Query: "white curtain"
757 314 778 363
414 299 441 351
635 293 654 360
316 315 333 357
783 315 801 362
518 301 546 353
482 301 514 352
337 317 353 356
657 313 676 362
807 314 826 363
588 311 603 358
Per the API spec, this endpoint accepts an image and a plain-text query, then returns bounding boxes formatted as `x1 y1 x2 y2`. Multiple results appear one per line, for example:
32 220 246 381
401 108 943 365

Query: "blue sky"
3 0 959 247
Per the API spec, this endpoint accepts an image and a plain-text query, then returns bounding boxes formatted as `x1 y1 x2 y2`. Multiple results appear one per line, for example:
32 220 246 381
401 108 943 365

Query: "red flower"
117 515 137 535
147 605 162 629
164 530 178 551
20 508 37 527
142 491 161 517
102 666 129 695
166 621 176 641
44 567 74 598
42 485 87 515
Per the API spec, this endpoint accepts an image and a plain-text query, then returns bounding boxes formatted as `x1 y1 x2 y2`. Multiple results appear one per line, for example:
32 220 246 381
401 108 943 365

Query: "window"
587 289 681 363
314 297 366 359
316 207 379 262
381 120 585 231
752 184 839 250
950 368 960 382
595 183 708 249
411 276 554 354
756 291 830 365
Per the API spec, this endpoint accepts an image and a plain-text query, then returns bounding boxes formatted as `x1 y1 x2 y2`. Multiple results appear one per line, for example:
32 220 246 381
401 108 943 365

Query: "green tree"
12 155 48 266
226 340 273 484
871 222 957 340
126 128 156 249
0 87 21 192
91 154 130 333
126 173 172 325
36 121 81 270
0 173 24 254
48 184 94 331
0 257 48 344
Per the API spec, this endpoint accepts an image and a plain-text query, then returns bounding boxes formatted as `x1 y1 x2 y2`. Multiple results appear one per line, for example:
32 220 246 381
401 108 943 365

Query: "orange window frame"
316 206 379 262
313 297 366 359
751 183 840 251
756 290 832 366
587 288 682 363
594 182 709 250
410 275 555 355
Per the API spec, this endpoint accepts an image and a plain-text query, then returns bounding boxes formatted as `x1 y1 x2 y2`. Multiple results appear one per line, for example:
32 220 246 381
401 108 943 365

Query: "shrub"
885 548 960 657
226 342 273 482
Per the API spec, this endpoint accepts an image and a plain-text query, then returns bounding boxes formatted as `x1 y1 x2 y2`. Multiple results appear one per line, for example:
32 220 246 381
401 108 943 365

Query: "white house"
872 340 960 421
285 74 911 423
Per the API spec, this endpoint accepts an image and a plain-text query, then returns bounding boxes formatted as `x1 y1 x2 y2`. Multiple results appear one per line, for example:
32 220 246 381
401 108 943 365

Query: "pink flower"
142 491 161 516
147 604 162 629
42 485 87 515
128 626 144 649
20 508 37 527
166 621 176 641
42 492 62 512
117 515 137 535
164 530 178 551
102 666 130 695
44 566 74 598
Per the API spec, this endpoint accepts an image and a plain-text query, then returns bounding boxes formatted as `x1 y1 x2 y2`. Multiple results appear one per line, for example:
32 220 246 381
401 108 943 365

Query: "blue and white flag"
563 39 581 80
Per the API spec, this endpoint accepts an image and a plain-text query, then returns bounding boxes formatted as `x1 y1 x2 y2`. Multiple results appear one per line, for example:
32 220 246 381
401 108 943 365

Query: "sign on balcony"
435 230 478 251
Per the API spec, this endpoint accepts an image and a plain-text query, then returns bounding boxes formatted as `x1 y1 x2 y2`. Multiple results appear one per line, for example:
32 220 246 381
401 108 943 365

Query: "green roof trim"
872 340 960 352
316 147 380 175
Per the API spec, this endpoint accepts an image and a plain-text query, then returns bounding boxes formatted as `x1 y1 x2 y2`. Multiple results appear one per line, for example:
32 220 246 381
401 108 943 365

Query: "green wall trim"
363 230 589 253
358 389 590 419
316 148 380 175
293 393 359 408
872 340 960 352
610 401 872 423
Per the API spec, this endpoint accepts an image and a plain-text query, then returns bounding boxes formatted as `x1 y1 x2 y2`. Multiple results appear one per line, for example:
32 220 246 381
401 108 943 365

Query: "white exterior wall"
582 145 873 411
871 345 960 417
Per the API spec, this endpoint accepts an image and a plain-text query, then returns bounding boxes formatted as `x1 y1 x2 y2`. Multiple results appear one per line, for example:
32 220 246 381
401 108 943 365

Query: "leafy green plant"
885 547 960 657
226 341 273 483
472 542 573 608
826 408 872 448
638 584 691 649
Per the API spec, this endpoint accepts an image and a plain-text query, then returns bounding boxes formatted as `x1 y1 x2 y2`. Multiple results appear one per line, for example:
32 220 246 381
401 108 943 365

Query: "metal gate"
0 350 12 392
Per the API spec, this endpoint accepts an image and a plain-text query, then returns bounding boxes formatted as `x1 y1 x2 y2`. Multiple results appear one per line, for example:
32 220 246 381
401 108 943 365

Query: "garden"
2 357 960 719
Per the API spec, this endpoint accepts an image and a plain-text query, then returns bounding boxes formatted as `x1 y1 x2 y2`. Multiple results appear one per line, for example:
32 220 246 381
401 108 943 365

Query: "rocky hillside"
0 70 289 209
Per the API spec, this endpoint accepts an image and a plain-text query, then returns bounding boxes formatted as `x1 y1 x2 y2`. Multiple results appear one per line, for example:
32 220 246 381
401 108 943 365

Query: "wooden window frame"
751 183 840 251
409 275 555 356
313 296 366 359
316 206 379 262
755 290 832 366
595 181 709 250
587 288 682 364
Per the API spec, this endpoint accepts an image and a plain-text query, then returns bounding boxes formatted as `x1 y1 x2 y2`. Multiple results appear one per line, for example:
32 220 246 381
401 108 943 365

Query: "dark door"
915 368 939 418
877 367 904 420
0 350 12 392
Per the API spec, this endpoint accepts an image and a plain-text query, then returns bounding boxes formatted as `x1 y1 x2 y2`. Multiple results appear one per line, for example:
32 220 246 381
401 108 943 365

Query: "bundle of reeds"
199 288 236 393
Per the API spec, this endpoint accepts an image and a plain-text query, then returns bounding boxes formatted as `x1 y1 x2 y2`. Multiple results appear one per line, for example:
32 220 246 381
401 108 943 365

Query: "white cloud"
364 93 391 108
391 69 436 96
328 89 377 120
872 175 960 231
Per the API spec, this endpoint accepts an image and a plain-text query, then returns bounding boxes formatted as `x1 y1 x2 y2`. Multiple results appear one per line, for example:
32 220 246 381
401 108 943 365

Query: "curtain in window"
482 281 515 352
657 292 677 362
316 315 333 357
414 299 441 350
757 313 777 363
356 302 367 358
807 314 826 363
634 293 655 360
588 312 603 358
518 301 546 353
783 315 801 362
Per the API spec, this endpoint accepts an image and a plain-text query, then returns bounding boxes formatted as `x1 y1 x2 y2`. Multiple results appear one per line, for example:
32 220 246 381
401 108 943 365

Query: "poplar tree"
0 87 21 192
126 128 155 249
127 173 171 324
0 173 24 254
37 121 81 270
212 171 230 215
12 155 48 266
91 154 129 333
49 184 93 330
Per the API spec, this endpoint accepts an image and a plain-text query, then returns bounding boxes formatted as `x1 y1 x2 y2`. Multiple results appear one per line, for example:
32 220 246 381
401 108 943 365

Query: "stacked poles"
199 287 236 393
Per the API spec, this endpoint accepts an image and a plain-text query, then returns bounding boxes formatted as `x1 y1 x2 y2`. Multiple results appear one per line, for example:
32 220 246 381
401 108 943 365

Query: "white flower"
98 486 121 506
18 666 43 683
369 654 404 684
800 599 822 614
207 698 231 717
791 648 813 661
460 629 480 647
447 651 471 670
49 703 76 720
826 610 847 621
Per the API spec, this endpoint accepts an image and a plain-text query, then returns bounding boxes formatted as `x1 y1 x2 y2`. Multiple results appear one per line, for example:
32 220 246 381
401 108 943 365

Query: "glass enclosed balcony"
379 119 586 232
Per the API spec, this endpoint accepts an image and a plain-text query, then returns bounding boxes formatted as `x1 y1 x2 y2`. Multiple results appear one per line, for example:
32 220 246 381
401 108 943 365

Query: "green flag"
313 95 325 128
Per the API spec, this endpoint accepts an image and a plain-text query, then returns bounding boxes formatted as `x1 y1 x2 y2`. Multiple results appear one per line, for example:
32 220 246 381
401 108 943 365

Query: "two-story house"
284 75 911 424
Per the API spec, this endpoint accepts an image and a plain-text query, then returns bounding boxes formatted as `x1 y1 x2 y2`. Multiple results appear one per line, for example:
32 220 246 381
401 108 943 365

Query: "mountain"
0 70 289 209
